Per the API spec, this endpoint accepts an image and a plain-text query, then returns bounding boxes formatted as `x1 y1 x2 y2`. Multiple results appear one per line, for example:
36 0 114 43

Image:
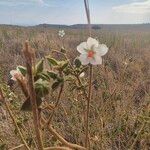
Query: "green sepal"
17 66 27 76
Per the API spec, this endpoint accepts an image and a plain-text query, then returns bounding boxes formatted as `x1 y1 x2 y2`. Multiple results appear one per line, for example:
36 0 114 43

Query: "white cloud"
0 0 50 7
113 0 150 14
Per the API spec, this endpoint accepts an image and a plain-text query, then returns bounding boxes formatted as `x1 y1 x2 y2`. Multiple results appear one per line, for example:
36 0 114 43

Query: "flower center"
88 50 95 58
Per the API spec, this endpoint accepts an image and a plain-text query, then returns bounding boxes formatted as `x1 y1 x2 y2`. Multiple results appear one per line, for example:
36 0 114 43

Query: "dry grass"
0 25 150 150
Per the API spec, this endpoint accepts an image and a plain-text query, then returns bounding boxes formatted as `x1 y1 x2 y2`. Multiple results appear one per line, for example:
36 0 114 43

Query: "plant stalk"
85 64 93 149
23 41 44 150
41 117 86 150
46 84 64 126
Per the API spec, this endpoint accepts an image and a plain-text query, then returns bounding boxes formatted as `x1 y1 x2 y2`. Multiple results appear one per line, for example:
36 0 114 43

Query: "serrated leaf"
47 71 57 80
47 57 58 66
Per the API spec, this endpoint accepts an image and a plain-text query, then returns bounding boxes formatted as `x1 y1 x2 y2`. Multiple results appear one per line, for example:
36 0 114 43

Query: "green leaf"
47 71 57 80
51 81 60 90
57 77 64 83
34 79 49 97
21 97 42 111
36 59 44 74
61 61 69 70
37 72 50 81
17 66 27 76
74 58 81 68
47 57 58 66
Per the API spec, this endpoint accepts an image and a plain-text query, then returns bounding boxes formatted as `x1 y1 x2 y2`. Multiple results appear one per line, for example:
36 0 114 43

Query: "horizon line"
0 23 150 27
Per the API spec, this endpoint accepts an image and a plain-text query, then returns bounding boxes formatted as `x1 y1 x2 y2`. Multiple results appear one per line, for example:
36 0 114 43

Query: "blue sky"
0 0 150 25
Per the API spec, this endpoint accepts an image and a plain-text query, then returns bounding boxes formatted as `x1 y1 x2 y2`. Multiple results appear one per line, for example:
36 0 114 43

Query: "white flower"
77 37 108 65
79 72 85 78
58 30 65 38
10 67 21 81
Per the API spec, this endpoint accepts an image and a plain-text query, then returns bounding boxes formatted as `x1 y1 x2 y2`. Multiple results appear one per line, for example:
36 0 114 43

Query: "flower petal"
78 54 89 65
10 70 17 76
10 70 18 81
87 37 99 49
95 44 108 56
77 42 88 54
90 55 102 65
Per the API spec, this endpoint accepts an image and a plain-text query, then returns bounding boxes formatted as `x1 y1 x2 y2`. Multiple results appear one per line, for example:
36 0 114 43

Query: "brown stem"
23 41 44 150
51 49 91 149
41 117 86 150
0 89 30 150
46 84 64 126
85 65 92 149
9 144 25 150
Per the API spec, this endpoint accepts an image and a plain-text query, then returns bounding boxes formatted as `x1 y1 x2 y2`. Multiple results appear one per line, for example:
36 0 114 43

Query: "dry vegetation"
0 25 150 150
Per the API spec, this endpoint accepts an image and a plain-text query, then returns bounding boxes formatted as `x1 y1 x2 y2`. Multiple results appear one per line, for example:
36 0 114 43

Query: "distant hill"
35 24 101 29
32 24 150 31
35 24 69 28
0 23 150 31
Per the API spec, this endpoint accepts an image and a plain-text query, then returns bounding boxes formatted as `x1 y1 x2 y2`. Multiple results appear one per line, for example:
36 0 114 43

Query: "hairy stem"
9 144 25 150
23 41 44 150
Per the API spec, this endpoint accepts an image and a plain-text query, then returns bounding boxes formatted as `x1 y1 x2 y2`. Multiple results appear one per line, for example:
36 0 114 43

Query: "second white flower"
77 37 108 65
